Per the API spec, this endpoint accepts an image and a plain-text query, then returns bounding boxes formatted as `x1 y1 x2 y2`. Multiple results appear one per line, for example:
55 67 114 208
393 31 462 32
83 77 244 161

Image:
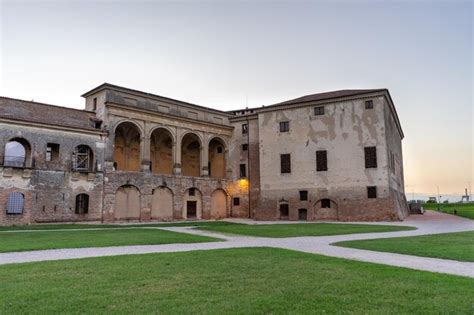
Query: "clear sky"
1 1 472 200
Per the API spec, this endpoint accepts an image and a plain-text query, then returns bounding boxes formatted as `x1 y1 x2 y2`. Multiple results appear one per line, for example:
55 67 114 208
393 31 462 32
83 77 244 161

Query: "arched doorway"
114 185 140 220
210 189 227 219
114 122 141 171
183 187 202 219
151 186 174 220
150 128 173 174
208 137 226 178
181 133 201 177
4 138 31 168
313 199 338 220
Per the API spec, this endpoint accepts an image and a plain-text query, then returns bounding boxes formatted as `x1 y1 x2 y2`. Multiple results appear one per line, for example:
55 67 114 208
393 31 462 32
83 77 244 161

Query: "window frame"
365 100 374 109
233 197 240 206
299 190 308 201
239 164 247 178
316 150 328 172
242 143 248 152
75 194 89 214
6 192 24 215
364 146 377 169
242 123 248 135
367 186 377 199
279 121 290 133
314 106 325 116
280 154 291 174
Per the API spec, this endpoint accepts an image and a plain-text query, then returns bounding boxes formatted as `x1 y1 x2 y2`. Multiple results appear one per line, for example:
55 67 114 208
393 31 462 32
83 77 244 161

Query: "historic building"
0 84 409 225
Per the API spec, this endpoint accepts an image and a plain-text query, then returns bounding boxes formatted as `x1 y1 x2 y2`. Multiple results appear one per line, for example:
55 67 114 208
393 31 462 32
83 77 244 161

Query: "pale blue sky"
1 1 472 200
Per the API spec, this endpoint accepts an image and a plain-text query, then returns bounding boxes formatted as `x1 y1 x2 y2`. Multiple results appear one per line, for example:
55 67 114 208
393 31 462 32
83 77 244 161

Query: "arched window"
6 192 24 214
75 194 89 214
4 138 31 168
73 145 93 172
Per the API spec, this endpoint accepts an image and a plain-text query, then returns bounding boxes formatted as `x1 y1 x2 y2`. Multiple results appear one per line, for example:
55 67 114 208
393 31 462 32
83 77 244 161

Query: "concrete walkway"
1 211 473 278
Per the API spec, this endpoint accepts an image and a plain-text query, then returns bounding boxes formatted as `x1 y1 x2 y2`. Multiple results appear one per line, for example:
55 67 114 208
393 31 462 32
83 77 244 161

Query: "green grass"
423 203 474 219
335 231 474 262
0 228 219 253
0 220 239 231
0 248 473 314
199 223 416 237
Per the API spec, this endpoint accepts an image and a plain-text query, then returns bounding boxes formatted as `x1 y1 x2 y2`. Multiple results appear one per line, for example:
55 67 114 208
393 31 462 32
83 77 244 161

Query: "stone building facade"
0 84 409 225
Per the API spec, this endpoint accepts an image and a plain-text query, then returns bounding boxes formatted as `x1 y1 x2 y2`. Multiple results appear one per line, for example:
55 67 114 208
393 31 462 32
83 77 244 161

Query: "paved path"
1 211 473 278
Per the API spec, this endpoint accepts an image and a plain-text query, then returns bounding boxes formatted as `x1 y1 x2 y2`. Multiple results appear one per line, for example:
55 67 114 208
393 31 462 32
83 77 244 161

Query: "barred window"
279 121 289 132
75 194 89 214
280 154 291 174
364 147 377 168
6 192 24 214
367 186 377 199
316 150 328 172
314 106 325 116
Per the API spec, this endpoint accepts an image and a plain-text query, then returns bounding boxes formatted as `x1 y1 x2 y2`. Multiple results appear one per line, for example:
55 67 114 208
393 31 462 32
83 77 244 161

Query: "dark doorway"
298 208 307 220
279 203 289 220
187 201 197 219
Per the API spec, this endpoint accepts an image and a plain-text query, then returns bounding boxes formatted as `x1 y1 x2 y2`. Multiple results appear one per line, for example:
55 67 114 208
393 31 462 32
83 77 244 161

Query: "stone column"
173 140 181 175
140 136 151 172
201 141 209 177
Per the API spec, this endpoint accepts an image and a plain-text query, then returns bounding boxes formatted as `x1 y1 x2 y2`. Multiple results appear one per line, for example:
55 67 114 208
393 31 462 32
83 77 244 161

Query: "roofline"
0 96 92 114
81 83 233 117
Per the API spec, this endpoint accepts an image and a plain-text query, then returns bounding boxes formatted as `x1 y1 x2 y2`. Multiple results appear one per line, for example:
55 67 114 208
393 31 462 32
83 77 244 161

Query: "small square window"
299 190 308 201
367 186 377 199
239 164 246 178
217 146 223 154
279 121 289 132
242 124 248 135
314 106 325 116
365 100 374 109
233 197 240 206
242 144 248 151
321 199 331 208
189 188 196 196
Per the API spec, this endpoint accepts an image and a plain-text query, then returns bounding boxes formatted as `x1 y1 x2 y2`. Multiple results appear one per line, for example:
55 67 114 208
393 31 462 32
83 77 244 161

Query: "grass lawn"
0 220 238 231
199 222 415 237
334 231 474 262
0 248 473 314
423 203 474 219
0 228 219 253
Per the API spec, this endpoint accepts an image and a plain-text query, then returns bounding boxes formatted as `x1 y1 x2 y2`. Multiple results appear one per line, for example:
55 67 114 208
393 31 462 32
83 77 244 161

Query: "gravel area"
1 211 472 278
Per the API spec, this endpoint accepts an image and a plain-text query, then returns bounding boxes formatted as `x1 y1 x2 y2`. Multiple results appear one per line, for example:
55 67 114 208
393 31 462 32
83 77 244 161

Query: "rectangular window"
242 123 248 135
242 144 248 151
321 199 331 208
367 186 377 199
92 98 97 111
365 100 373 109
217 146 223 154
299 190 308 201
314 106 325 116
233 197 240 206
239 164 247 178
6 192 24 214
364 147 377 168
189 188 196 196
316 150 328 172
298 208 307 220
279 121 289 132
280 154 291 174
46 143 60 162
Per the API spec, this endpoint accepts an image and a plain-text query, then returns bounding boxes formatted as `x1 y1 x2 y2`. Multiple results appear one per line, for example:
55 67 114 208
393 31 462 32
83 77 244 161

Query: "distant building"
0 84 409 225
